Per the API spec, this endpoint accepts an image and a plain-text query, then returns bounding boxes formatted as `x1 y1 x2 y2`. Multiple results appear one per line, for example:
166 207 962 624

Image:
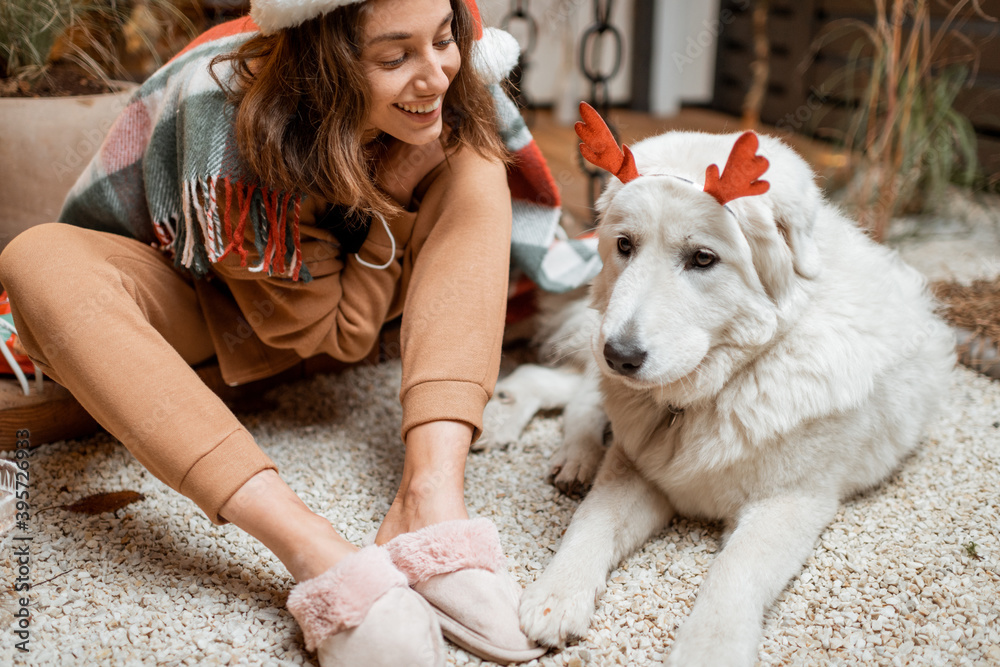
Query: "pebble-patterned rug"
1 356 998 666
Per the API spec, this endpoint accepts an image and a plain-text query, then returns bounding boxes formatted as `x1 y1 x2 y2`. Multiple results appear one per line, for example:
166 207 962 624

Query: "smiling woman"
0 1 554 666
213 0 507 223
361 3 461 145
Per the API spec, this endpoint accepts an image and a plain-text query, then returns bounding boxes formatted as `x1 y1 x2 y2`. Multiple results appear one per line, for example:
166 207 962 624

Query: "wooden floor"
528 106 846 227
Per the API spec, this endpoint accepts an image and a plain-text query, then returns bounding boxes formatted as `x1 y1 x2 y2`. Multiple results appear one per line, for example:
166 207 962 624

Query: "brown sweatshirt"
196 148 513 441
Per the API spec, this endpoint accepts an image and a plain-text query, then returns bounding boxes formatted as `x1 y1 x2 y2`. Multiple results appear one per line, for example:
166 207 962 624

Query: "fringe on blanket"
154 177 306 281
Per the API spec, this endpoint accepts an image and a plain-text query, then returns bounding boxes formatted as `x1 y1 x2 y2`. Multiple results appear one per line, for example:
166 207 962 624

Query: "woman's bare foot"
220 469 358 582
375 420 473 544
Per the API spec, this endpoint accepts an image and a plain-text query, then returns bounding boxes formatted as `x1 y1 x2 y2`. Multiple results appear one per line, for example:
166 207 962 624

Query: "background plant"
811 0 994 241
57 0 200 85
0 0 75 82
1 0 199 92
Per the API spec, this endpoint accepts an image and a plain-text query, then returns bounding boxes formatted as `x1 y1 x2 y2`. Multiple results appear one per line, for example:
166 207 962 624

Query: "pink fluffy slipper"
385 518 548 664
287 545 445 667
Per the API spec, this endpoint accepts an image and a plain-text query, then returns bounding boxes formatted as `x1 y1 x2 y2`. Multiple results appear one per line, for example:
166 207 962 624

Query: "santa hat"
250 0 519 83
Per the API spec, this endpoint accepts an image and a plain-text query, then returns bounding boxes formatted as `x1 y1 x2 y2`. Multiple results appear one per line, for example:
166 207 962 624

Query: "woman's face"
360 0 462 146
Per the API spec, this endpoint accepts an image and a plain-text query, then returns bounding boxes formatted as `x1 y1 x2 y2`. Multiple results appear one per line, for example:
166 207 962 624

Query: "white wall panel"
477 1 719 121
478 0 634 123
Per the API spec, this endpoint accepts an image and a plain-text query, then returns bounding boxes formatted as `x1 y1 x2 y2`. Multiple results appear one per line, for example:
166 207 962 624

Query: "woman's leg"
0 223 355 580
377 420 473 544
376 150 512 543
220 470 356 581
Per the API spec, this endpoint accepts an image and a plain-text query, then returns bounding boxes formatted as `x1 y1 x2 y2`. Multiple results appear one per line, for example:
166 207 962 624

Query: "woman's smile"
361 0 460 145
394 96 443 117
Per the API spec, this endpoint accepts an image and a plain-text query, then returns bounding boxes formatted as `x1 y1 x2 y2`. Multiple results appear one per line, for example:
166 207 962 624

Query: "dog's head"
588 130 823 403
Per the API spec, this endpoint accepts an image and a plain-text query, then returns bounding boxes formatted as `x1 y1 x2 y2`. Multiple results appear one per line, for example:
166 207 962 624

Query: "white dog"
483 109 956 666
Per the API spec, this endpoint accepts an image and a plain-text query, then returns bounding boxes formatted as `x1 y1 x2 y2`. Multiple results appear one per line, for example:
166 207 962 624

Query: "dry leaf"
64 491 145 515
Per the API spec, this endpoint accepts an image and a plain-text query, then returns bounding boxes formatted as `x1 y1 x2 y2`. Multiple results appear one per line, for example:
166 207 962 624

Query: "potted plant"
0 0 201 254
811 0 989 242
807 0 1000 382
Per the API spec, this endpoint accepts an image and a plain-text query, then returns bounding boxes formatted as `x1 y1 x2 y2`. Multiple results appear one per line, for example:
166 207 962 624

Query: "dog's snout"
604 339 647 376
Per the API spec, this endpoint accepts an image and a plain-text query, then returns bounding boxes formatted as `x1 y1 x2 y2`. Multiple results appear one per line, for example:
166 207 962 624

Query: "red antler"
574 102 640 184
703 132 770 205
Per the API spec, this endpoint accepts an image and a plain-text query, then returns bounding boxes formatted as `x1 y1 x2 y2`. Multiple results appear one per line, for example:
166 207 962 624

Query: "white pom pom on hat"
251 0 357 34
472 27 520 85
250 0 519 83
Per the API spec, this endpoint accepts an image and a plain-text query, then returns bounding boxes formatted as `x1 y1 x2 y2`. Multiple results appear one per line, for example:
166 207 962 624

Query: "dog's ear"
767 167 821 280
736 137 822 301
594 177 625 220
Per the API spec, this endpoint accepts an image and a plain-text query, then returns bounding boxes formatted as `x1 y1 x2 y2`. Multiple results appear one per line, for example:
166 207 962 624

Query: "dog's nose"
604 339 647 376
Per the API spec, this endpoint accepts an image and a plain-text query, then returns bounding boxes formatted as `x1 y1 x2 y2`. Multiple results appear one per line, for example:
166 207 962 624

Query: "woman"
0 0 553 664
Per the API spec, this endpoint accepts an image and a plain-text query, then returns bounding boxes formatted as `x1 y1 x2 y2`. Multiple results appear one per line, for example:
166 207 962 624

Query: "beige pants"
0 154 511 523
1 224 278 522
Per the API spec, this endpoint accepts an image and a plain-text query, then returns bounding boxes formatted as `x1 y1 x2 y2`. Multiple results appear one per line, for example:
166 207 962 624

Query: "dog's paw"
664 615 759 667
476 388 532 452
519 575 597 647
665 639 754 667
548 439 605 495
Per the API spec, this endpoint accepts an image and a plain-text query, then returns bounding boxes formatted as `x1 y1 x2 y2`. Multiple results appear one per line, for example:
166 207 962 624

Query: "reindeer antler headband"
575 102 771 208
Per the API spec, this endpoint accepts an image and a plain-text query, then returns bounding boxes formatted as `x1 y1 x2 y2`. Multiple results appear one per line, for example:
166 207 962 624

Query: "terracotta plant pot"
0 82 138 256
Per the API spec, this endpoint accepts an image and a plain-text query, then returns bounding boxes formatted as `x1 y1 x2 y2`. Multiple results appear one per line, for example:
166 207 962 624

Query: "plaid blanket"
59 18 599 293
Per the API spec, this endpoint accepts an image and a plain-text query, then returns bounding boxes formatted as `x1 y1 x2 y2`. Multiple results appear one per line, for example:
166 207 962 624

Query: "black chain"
578 0 623 220
501 0 539 123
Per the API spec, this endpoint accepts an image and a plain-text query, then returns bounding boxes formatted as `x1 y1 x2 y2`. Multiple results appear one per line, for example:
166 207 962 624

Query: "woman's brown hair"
211 0 508 219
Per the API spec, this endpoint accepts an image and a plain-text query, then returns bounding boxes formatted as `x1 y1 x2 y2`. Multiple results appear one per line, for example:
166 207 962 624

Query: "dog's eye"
689 249 718 269
617 236 633 256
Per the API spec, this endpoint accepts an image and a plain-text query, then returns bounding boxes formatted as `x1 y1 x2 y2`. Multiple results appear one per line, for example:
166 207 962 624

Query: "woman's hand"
376 138 448 208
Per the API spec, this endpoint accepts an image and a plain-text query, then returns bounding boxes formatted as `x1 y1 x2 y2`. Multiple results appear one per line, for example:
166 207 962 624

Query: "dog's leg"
476 364 581 451
550 371 608 494
665 494 839 667
520 444 674 646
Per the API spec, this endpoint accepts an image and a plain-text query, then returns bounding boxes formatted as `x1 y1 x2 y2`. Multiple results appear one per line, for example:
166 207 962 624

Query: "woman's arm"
375 147 512 543
209 137 450 364
396 146 513 442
